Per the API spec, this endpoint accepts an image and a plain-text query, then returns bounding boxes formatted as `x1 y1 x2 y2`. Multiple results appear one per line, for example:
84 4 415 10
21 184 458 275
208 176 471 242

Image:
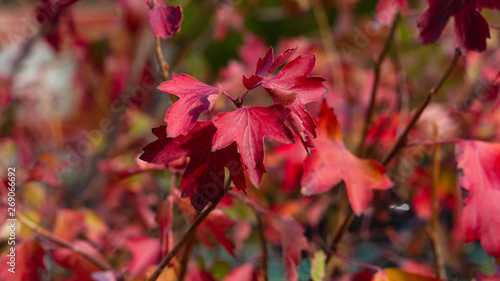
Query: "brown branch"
381 48 461 166
148 180 232 281
325 207 355 265
155 36 170 82
178 232 196 281
19 214 112 272
356 13 401 157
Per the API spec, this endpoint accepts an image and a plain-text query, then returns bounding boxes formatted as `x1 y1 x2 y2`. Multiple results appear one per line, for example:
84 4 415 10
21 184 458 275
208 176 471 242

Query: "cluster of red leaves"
141 47 335 213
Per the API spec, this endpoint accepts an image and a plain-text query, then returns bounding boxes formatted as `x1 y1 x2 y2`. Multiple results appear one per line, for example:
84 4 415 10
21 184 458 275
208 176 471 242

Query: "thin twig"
356 13 401 157
430 126 446 279
333 253 382 272
325 208 355 264
19 214 112 272
155 36 170 82
178 232 196 281
405 138 463 148
255 209 269 281
311 0 346 94
148 179 232 281
381 49 461 166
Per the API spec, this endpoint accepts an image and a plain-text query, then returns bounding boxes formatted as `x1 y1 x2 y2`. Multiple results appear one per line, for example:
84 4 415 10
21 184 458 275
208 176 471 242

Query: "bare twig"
381 49 461 166
148 179 232 281
178 232 196 281
430 126 446 279
255 209 269 281
19 214 112 272
356 13 401 157
311 0 345 93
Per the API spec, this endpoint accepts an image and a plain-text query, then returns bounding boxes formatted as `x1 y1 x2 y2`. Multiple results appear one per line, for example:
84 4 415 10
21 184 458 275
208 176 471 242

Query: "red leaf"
282 219 308 281
456 140 500 257
417 0 500 52
125 237 161 276
301 102 393 215
156 195 175 256
52 240 109 275
212 105 294 187
140 122 246 213
159 73 222 137
149 4 182 39
266 218 308 281
0 238 46 281
262 55 327 148
243 47 297 90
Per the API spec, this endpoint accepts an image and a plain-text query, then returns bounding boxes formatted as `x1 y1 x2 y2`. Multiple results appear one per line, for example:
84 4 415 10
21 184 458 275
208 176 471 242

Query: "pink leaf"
456 140 500 257
301 102 393 215
125 237 161 276
159 73 222 137
149 4 182 39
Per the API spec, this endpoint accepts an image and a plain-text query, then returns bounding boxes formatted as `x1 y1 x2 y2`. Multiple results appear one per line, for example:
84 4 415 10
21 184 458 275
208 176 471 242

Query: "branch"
325 207 355 264
19 214 112 272
178 232 196 281
430 127 446 279
381 48 461 166
356 13 401 157
155 36 170 82
148 179 232 281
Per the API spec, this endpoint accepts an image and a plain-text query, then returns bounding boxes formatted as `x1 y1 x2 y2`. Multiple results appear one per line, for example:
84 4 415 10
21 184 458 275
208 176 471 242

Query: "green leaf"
311 251 326 281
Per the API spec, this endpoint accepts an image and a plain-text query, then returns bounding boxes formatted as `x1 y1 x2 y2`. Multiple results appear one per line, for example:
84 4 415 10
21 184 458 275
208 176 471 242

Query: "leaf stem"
19 214 112 272
405 138 463 148
148 179 232 281
333 253 383 272
356 13 401 157
381 48 461 166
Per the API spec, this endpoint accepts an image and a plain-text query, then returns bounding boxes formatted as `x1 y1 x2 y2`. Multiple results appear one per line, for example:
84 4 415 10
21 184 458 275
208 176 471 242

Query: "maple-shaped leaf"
159 74 222 137
372 268 444 281
262 55 327 148
149 4 183 39
456 140 500 257
140 122 246 213
417 0 500 52
262 55 326 106
212 105 294 187
301 102 393 215
243 47 297 90
0 238 46 281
